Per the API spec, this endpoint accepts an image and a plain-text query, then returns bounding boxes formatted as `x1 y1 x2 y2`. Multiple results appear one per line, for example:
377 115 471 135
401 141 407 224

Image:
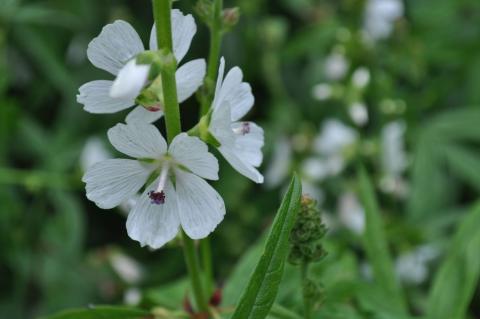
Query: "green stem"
152 0 181 142
200 237 214 296
198 0 224 302
200 0 223 116
301 262 312 319
152 0 208 313
182 231 209 312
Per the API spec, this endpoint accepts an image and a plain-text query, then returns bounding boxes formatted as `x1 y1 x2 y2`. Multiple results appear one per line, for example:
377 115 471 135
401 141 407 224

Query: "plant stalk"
152 0 208 313
200 0 223 116
301 262 312 319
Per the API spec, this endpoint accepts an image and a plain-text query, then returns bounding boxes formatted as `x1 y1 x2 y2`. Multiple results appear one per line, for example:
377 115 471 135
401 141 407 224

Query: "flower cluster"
77 9 264 249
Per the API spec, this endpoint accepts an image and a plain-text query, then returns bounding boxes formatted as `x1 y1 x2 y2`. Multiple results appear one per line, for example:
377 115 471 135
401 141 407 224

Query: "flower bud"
195 0 213 27
222 7 240 30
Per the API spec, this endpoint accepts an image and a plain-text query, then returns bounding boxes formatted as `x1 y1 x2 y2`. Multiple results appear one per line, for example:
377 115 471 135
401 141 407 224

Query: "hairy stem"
152 0 208 313
301 262 312 319
200 0 223 116
198 0 224 302
152 0 181 142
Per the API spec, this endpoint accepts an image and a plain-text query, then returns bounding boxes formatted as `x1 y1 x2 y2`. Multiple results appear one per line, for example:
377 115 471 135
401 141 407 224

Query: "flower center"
148 163 170 205
233 122 251 135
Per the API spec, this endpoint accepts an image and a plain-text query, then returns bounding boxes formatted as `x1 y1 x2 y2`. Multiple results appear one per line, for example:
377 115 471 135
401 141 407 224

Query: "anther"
233 122 251 135
148 163 170 205
148 190 165 204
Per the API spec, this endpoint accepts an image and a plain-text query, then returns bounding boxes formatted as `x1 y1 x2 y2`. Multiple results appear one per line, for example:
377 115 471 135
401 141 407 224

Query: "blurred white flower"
124 288 142 305
314 119 357 156
349 102 369 126
312 83 333 101
351 67 371 89
208 58 264 183
301 157 330 182
265 137 292 188
364 0 404 41
381 121 407 177
301 180 324 204
380 121 409 197
395 245 440 284
301 156 345 182
77 10 205 123
83 123 225 249
338 192 365 235
324 51 349 81
80 137 111 171
109 251 143 284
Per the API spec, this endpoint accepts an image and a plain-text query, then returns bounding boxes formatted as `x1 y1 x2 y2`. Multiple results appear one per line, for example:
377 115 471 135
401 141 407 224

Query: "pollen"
148 190 166 204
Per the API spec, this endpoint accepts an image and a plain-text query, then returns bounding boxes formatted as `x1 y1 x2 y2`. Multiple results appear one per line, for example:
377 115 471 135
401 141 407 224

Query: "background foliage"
1 0 480 318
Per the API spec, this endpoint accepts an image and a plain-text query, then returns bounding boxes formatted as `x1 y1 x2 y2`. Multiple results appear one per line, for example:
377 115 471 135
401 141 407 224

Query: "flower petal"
77 80 134 114
212 62 254 120
175 170 225 239
83 159 154 209
150 9 196 62
108 123 167 159
176 59 206 103
126 106 164 124
169 133 219 180
232 121 264 167
87 20 144 75
126 177 180 249
110 60 150 100
212 57 226 107
218 144 264 183
229 82 254 121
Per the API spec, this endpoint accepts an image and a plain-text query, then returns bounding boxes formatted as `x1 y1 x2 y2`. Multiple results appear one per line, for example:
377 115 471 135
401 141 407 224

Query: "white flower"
364 0 404 41
338 192 365 235
208 58 264 183
312 83 333 101
83 123 225 249
349 102 369 126
395 245 439 284
324 51 349 81
265 137 292 188
313 119 357 156
381 121 407 177
77 10 206 123
351 67 370 89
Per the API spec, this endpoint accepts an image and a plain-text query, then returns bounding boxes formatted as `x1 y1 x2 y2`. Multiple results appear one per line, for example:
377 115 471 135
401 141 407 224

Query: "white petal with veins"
83 159 154 209
175 170 225 239
108 123 167 159
87 20 144 75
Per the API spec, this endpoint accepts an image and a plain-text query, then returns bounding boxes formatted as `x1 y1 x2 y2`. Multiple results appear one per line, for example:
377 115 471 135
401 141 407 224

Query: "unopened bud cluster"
303 278 324 306
195 0 239 30
288 195 327 265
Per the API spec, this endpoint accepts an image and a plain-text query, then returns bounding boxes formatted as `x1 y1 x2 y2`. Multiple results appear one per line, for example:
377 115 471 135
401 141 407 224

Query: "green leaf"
426 203 480 319
357 167 407 315
39 306 150 319
444 145 480 192
230 174 302 319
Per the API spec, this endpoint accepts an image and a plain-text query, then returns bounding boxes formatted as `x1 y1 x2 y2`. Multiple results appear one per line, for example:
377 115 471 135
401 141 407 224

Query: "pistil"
148 162 170 204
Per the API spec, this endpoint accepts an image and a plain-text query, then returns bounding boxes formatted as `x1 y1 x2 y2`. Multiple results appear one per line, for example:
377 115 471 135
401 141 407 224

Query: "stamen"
148 190 165 204
148 163 170 205
233 122 251 135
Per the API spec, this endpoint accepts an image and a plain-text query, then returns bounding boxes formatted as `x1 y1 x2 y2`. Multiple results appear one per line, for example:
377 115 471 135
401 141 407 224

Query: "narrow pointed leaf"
426 203 480 319
230 174 302 319
357 166 407 315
